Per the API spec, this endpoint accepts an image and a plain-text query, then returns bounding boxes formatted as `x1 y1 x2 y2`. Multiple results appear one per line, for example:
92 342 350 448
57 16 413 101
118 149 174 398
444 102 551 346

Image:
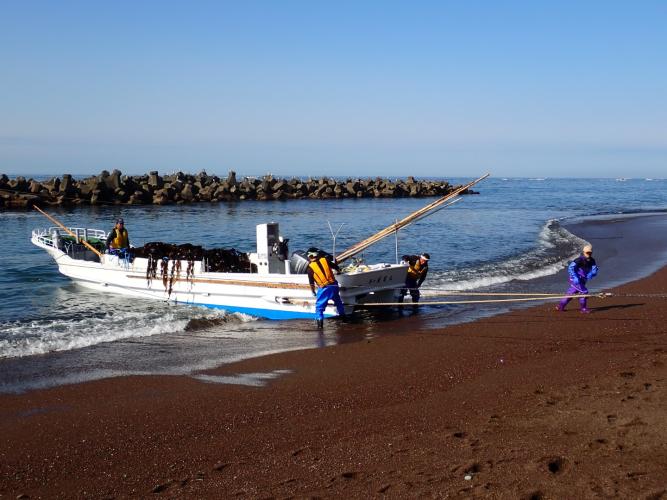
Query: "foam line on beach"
192 370 294 387
424 219 587 293
0 306 254 359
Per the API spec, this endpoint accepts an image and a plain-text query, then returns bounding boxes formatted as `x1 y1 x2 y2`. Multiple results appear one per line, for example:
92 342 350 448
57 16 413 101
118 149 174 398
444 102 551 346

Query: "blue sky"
1 1 665 178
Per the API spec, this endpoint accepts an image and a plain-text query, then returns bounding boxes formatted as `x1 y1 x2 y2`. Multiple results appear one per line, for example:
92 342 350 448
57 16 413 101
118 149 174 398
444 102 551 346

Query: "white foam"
423 220 588 293
423 261 570 293
0 306 244 359
192 370 293 387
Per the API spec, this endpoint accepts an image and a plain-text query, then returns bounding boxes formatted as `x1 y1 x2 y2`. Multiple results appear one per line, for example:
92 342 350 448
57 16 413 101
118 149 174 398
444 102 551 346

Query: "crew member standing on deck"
106 218 130 254
399 253 430 308
307 248 345 328
557 244 598 313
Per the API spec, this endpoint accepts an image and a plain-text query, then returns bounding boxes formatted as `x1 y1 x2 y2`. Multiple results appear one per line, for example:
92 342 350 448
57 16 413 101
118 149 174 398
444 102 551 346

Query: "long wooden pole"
33 205 105 259
338 174 488 261
336 173 490 263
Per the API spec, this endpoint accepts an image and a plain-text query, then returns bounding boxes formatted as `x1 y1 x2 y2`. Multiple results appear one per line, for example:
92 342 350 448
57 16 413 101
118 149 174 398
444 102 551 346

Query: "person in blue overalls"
557 244 599 313
307 249 345 328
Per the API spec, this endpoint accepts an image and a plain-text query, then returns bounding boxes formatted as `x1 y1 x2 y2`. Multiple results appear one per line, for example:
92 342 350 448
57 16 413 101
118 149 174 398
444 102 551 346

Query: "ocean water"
1 176 666 393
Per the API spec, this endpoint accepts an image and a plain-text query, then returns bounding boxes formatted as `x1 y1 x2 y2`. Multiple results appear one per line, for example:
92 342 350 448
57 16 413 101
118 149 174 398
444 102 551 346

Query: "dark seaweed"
133 242 255 274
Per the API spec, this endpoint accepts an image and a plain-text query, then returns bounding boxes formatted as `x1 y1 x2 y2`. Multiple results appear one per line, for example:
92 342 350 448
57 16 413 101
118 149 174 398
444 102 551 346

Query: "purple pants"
559 281 588 310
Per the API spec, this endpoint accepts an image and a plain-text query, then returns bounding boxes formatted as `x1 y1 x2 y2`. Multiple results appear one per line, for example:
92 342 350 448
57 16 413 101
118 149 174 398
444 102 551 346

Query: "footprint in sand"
540 456 568 475
621 417 647 427
587 438 609 450
464 462 482 474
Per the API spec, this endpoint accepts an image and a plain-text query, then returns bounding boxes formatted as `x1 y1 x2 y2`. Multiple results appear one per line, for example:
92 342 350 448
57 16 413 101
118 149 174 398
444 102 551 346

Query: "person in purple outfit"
557 244 598 313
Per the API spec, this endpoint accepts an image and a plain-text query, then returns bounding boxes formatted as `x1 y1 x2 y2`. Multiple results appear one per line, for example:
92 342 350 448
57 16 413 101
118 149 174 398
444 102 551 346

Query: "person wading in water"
399 253 430 312
307 248 345 328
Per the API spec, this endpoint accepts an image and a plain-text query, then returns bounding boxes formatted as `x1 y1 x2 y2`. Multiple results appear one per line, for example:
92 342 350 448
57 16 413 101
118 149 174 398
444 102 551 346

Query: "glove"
586 265 598 280
312 291 317 297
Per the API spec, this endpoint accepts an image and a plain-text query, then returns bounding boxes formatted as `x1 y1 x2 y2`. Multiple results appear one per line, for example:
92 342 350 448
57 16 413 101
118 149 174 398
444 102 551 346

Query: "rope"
294 292 606 307
356 294 605 307
415 289 667 299
420 290 608 297
356 290 667 307
605 293 667 298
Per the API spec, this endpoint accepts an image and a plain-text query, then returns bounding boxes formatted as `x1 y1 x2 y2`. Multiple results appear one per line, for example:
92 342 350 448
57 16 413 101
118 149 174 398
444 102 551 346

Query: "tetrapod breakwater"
0 170 477 209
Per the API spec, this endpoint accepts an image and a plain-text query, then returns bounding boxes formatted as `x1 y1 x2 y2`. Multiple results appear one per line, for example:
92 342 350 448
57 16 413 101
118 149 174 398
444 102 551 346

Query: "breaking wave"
0 305 254 359
424 219 588 293
184 312 256 331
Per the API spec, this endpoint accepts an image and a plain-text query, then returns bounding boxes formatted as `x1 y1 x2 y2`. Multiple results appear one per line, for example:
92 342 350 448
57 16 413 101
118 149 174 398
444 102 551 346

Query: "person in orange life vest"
399 253 430 305
106 218 130 254
307 248 345 328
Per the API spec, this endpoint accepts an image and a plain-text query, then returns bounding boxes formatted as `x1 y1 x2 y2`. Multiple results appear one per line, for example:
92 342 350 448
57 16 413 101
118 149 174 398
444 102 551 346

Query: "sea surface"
1 176 666 393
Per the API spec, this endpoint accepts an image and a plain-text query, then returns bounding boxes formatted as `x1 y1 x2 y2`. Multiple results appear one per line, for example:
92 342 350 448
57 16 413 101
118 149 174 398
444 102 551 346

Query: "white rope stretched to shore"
607 293 667 298
406 290 667 299
292 292 610 307
419 290 610 297
354 293 607 308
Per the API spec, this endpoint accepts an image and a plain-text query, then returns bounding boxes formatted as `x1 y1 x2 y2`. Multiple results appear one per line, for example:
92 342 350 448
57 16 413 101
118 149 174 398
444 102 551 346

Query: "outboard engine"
289 247 334 274
289 250 310 274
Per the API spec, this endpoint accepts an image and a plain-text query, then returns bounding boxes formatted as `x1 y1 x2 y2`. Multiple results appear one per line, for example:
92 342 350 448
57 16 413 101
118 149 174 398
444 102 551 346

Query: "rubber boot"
316 318 324 329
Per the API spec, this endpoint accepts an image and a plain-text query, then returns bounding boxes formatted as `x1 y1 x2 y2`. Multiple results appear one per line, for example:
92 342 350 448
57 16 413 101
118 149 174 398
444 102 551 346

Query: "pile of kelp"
133 242 255 273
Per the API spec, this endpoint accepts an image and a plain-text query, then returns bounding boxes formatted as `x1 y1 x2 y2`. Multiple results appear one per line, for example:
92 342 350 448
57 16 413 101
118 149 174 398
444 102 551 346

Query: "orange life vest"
407 259 427 280
110 228 129 249
309 257 336 287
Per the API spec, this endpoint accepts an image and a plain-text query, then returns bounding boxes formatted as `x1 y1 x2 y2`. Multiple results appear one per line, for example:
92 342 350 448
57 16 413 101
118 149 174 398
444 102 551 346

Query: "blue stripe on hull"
69 277 337 320
185 301 336 320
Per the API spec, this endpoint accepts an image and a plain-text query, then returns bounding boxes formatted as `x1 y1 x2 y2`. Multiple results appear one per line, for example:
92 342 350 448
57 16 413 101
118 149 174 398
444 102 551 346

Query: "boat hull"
32 228 407 320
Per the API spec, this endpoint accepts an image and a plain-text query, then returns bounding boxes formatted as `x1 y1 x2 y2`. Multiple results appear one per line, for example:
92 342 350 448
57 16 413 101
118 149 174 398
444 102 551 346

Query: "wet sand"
2 262 667 498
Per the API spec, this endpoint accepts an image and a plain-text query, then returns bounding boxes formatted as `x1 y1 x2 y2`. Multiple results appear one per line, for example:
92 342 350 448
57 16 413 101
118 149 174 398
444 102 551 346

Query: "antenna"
327 221 346 258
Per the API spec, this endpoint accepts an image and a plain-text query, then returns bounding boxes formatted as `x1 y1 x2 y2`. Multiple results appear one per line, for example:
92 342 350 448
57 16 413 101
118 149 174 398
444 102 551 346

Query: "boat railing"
32 227 108 248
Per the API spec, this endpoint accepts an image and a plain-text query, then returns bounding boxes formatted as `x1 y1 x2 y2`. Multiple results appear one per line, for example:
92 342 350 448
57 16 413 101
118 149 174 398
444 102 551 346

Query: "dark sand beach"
3 221 667 498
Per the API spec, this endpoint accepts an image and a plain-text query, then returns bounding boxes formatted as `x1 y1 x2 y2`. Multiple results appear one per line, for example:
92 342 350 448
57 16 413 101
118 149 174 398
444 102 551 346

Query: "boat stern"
338 263 408 308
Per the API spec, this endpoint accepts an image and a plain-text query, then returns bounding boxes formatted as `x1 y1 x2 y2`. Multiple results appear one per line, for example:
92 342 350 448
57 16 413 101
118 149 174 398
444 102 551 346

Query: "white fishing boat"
31 222 407 320
31 174 489 320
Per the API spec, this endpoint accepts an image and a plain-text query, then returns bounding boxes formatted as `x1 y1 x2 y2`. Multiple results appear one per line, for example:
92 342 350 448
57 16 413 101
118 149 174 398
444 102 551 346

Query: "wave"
184 312 256 331
0 305 254 359
423 219 587 293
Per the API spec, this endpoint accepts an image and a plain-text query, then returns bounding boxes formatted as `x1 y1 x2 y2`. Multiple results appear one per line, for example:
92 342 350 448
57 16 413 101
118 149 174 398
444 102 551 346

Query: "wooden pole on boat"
335 173 490 263
33 205 105 259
